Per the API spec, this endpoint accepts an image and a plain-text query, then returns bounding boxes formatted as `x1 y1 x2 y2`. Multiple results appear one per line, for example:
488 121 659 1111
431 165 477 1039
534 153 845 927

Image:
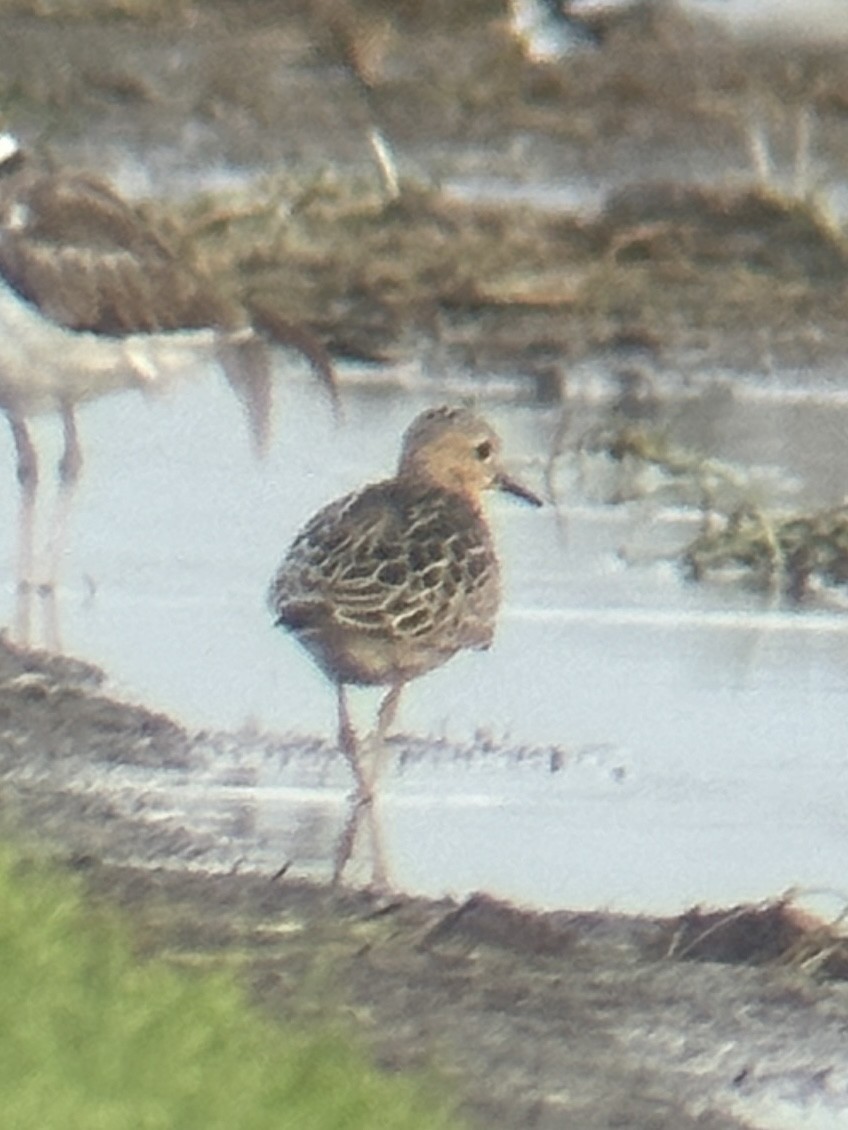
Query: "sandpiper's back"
270 471 500 687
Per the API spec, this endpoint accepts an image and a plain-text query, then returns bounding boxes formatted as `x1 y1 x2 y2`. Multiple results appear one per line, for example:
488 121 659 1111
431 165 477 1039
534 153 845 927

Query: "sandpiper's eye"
474 440 492 460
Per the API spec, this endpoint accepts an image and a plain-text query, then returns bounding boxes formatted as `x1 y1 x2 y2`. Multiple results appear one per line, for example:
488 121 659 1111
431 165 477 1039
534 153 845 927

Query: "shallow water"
684 0 848 39
4 356 848 914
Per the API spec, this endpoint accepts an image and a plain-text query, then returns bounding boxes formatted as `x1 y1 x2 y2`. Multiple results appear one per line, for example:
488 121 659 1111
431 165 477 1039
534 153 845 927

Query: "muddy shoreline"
1 637 846 1129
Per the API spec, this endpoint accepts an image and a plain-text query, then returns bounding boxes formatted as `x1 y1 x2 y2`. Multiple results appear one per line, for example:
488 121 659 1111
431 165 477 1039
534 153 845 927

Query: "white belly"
0 275 222 415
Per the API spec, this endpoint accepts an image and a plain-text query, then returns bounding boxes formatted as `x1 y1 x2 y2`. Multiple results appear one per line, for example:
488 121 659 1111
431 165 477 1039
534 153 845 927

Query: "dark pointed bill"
495 470 543 507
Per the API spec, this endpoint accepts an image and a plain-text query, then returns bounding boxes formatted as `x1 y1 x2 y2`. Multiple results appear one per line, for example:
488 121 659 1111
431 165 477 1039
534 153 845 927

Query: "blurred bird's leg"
367 681 404 792
46 402 82 586
8 414 37 644
357 682 405 892
333 802 364 886
332 684 371 884
217 335 274 459
363 792 391 892
42 403 82 650
337 683 371 801
333 686 397 890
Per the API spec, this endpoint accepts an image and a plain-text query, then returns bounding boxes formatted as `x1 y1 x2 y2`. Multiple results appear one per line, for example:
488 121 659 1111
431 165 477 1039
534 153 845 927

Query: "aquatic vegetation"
546 398 848 604
550 412 772 514
555 409 848 602
684 502 848 601
144 169 848 372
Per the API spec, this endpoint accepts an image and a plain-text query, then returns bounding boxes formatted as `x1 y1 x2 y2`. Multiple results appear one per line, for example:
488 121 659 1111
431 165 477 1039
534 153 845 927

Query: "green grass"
0 845 460 1130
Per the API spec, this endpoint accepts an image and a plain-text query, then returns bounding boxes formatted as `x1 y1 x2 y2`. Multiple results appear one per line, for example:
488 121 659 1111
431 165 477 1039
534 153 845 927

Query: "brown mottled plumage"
269 405 542 884
0 162 235 336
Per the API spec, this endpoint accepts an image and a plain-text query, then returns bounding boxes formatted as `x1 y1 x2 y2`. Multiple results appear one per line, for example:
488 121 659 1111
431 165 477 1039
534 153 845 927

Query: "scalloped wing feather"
270 481 499 654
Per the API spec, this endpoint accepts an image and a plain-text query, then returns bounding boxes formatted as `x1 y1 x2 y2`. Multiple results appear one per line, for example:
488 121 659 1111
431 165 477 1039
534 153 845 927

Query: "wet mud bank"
1 636 847 1129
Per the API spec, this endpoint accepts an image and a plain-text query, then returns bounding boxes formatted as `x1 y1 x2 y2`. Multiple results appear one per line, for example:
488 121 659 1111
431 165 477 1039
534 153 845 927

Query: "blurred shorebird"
0 133 337 645
268 404 542 886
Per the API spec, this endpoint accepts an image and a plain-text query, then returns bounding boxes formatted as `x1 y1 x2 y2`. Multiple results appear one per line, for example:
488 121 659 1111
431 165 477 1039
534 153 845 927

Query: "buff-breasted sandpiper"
268 405 542 882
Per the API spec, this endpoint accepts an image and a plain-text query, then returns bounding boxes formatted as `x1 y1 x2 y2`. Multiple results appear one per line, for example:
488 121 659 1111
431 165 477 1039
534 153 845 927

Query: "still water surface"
3 358 848 914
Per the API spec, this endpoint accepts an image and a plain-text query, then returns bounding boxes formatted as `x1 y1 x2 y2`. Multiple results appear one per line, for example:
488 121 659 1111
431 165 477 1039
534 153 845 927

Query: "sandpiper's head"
0 133 23 175
398 405 542 506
